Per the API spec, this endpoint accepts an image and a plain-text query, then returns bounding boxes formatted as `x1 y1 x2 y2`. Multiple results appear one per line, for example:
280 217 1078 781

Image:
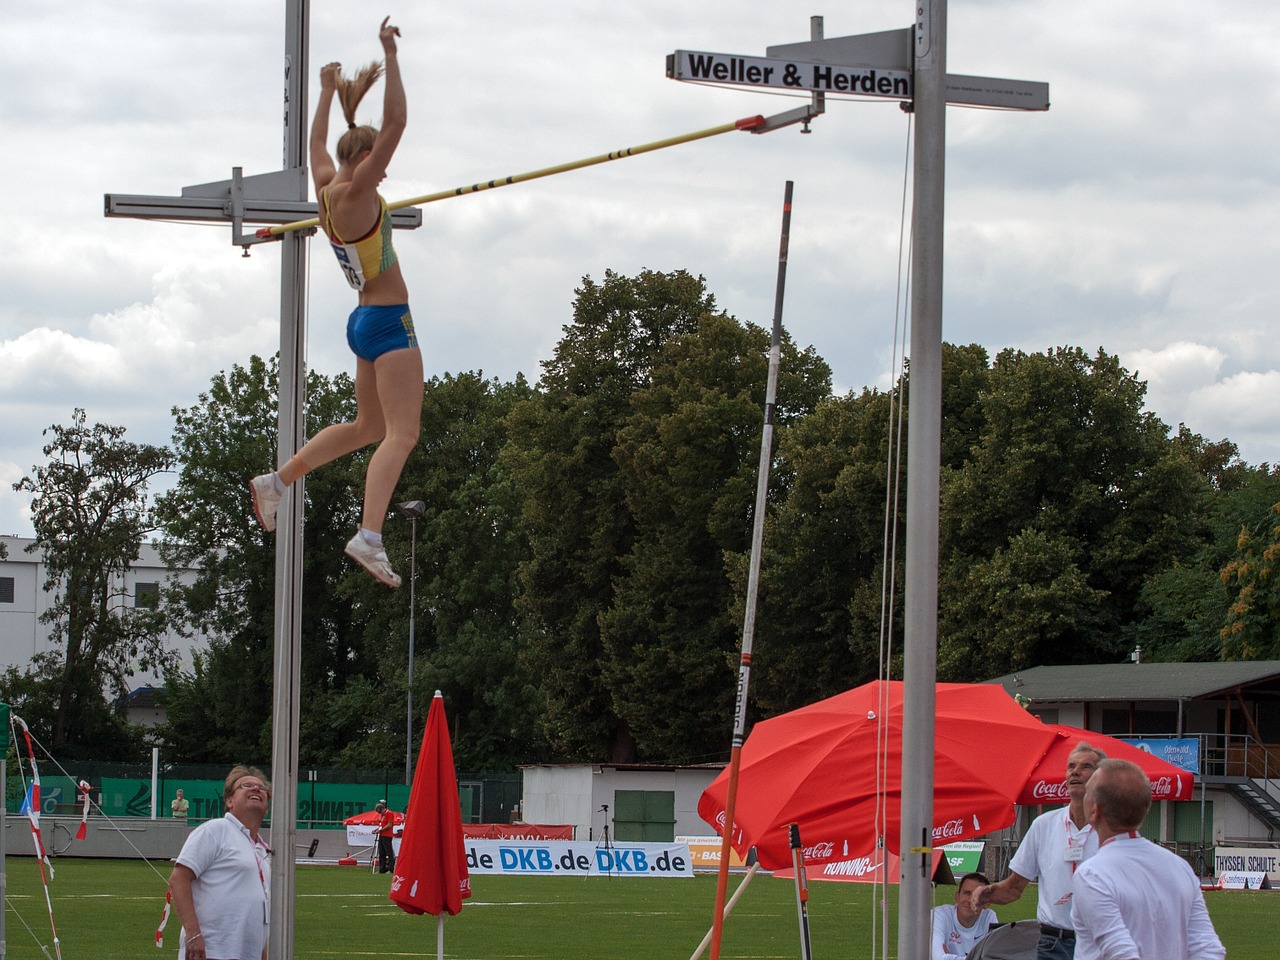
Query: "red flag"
389 691 471 917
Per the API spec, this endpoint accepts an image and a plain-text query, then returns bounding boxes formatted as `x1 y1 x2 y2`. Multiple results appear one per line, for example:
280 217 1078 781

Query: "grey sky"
3 1 1277 536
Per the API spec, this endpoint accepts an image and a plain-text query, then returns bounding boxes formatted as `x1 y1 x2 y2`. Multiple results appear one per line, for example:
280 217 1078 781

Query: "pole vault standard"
102 10 822 960
669 10 1048 960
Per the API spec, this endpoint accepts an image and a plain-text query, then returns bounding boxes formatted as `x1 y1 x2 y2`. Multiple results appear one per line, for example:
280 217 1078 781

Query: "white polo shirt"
175 813 270 960
1071 834 1224 960
1008 805 1098 929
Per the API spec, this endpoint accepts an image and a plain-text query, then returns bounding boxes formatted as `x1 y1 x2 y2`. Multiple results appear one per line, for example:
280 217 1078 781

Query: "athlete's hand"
319 62 341 90
379 17 400 55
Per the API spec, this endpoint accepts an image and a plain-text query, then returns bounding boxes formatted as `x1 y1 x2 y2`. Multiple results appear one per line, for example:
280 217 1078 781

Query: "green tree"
1220 486 1280 660
351 372 548 770
938 347 1209 677
10 409 175 757
156 357 376 764
1124 435 1277 662
506 269 830 761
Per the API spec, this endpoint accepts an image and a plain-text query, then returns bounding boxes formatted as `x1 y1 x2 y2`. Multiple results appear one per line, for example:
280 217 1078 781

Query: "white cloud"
4 0 1280 534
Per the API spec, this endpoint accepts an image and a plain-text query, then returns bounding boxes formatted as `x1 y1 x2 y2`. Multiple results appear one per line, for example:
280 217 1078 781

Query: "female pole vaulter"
252 16 421 588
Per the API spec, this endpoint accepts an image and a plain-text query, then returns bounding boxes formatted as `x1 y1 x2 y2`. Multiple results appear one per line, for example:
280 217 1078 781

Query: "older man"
1070 759 1224 960
971 742 1105 960
168 766 271 960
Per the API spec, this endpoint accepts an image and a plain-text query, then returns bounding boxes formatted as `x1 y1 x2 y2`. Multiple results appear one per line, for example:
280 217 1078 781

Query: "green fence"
4 766 521 828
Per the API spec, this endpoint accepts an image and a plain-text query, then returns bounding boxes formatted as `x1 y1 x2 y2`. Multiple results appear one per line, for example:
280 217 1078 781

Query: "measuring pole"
267 2 309 959
899 1 946 958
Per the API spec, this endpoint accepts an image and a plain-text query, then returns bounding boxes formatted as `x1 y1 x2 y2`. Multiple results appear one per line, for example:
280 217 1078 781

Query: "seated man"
933 872 999 959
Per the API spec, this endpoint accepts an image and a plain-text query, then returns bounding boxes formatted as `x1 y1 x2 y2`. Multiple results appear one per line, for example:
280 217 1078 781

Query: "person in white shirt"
168 766 272 960
970 742 1105 960
1070 759 1224 960
933 872 998 959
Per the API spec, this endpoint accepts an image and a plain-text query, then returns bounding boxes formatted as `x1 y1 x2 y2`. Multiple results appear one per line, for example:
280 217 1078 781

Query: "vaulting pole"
708 180 793 960
259 115 766 237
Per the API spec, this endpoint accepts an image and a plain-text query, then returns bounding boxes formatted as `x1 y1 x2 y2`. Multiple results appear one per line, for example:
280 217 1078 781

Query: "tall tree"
11 409 175 756
938 347 1208 677
1219 473 1280 660
156 356 373 763
506 269 831 761
351 371 548 771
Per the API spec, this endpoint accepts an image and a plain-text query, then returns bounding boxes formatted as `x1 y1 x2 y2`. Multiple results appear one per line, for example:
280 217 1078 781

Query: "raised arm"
350 17 406 194
310 62 341 194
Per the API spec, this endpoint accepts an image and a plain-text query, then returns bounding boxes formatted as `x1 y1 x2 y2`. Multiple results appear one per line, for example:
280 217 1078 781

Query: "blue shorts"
346 304 418 362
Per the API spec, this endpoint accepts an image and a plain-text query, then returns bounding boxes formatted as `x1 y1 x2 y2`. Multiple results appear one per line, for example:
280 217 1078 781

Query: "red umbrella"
698 681 1060 870
1018 723 1194 805
343 809 406 827
390 690 471 952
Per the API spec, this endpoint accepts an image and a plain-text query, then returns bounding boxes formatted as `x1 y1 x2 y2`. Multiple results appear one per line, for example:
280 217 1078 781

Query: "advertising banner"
773 848 947 884
462 823 574 840
676 835 748 870
941 841 985 875
464 840 693 878
1214 846 1280 884
1120 737 1200 775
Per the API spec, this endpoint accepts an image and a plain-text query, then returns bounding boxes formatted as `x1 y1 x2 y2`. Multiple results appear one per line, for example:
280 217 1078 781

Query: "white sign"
1213 846 1280 883
667 51 1049 110
464 840 693 878
669 50 911 99
1217 872 1269 890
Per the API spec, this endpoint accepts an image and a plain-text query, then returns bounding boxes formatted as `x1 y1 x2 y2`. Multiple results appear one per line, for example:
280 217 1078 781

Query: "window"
135 582 159 608
0 576 13 603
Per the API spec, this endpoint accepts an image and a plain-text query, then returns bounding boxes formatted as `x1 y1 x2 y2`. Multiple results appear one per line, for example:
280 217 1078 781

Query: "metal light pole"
395 500 427 785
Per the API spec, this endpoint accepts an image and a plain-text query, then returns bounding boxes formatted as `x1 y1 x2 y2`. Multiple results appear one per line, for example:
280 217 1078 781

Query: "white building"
0 534 208 724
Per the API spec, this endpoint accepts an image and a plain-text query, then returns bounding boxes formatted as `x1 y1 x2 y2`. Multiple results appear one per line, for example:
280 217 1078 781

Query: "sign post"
670 8 1047 959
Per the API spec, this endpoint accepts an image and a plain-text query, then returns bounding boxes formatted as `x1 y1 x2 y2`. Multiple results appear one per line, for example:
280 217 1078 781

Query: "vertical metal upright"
899 1 946 959
268 1 309 958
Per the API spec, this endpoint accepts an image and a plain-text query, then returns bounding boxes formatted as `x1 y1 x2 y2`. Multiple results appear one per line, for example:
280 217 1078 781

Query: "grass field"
2 858 1273 959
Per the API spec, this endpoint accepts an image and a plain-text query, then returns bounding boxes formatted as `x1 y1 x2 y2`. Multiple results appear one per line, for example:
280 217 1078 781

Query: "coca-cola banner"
772 847 948 885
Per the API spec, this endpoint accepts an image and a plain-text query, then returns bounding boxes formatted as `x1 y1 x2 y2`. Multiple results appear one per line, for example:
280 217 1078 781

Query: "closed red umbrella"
698 681 1059 870
1019 723 1194 805
390 690 471 951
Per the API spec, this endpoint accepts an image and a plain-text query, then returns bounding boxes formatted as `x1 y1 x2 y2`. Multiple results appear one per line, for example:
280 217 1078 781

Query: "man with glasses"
168 766 272 960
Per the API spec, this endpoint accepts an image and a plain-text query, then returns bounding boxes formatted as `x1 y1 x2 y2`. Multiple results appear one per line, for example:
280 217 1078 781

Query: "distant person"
971 742 1105 960
932 871 998 959
1071 759 1224 960
376 800 397 874
171 788 189 820
250 17 420 589
168 766 271 960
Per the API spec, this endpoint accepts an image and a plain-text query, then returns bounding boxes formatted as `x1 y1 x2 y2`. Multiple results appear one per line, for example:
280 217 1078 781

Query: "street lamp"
395 499 427 785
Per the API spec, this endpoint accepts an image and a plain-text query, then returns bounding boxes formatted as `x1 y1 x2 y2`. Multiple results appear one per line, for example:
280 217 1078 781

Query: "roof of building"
986 661 1280 703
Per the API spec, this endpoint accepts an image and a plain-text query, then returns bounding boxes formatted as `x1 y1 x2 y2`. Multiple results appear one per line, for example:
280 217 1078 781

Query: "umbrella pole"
436 915 444 960
708 180 795 960
688 864 759 960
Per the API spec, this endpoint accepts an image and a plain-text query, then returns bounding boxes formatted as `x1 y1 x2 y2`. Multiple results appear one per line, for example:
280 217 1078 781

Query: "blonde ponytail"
334 61 384 163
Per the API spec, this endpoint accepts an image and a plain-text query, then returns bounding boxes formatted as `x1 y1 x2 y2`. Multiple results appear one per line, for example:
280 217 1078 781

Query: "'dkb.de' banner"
465 840 693 878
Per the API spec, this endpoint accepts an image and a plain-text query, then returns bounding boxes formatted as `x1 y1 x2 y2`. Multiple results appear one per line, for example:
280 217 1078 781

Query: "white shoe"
250 474 281 532
344 533 402 588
